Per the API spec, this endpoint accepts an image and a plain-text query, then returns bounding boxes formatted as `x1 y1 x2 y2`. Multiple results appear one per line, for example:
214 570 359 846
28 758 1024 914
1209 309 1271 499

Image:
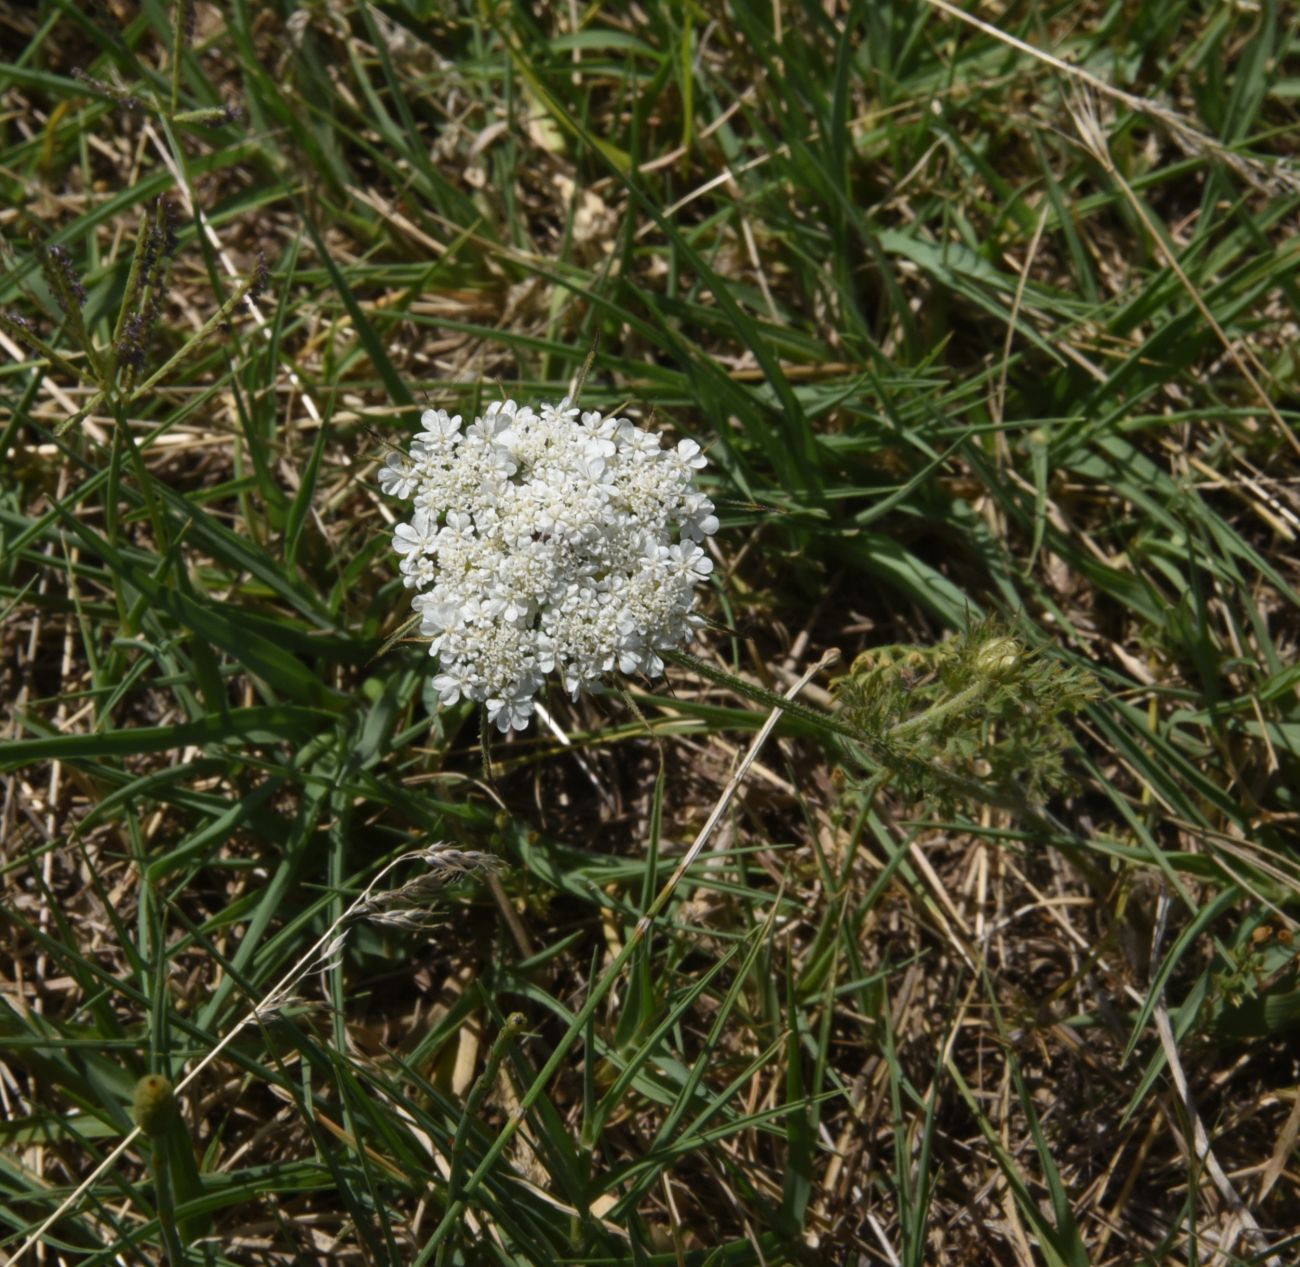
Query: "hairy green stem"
663 648 867 748
886 680 989 744
435 1012 528 1267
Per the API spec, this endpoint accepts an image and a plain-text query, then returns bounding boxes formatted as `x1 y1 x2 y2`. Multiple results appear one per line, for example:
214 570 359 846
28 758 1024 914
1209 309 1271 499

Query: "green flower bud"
973 636 1021 680
132 1073 177 1137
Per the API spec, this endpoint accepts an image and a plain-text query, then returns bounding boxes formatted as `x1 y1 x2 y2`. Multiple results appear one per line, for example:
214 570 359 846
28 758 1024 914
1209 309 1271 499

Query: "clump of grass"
2 198 265 440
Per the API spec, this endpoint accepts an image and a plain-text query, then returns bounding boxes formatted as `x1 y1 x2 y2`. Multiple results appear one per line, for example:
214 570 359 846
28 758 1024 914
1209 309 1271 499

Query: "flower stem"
436 1012 528 1267
886 680 989 745
662 648 866 748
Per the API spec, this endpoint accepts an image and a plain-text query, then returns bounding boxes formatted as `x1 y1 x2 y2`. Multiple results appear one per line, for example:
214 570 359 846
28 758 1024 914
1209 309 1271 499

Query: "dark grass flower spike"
113 197 180 386
44 245 86 312
70 67 145 113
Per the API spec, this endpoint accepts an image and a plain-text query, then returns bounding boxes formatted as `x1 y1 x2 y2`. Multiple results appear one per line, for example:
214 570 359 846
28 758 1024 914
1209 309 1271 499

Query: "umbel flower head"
382 397 718 732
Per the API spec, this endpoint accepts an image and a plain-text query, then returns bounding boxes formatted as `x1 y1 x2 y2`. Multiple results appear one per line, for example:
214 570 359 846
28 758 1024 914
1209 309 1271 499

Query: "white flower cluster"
381 397 718 732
